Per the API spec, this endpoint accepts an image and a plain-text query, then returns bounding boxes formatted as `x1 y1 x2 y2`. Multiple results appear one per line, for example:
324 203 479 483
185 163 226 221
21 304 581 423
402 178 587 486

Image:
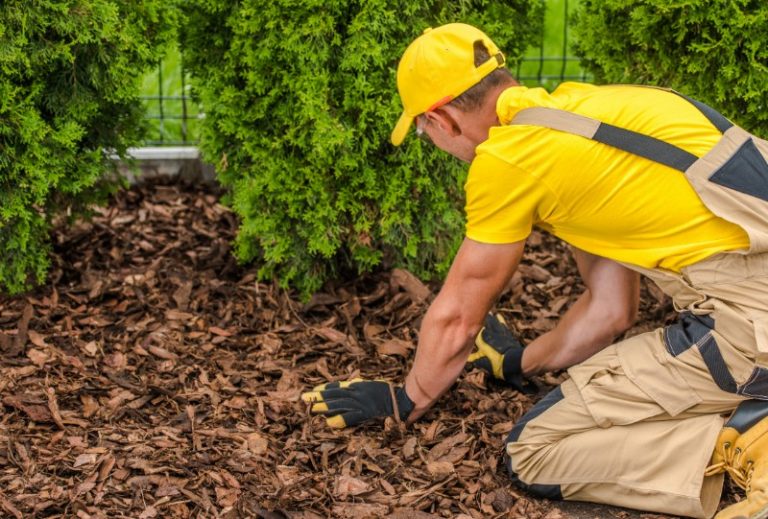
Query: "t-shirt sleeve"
464 153 552 244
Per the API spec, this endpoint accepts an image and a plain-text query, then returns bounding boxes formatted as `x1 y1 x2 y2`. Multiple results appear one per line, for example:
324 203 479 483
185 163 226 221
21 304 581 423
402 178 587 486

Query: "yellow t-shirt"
465 82 750 271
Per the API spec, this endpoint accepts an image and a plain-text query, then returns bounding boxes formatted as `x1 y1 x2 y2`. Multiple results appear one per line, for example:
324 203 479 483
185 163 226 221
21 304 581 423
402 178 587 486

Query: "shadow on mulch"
0 178 741 518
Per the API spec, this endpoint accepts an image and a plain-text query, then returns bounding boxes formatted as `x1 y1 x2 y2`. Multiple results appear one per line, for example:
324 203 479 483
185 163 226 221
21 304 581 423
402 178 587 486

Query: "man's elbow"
607 303 638 336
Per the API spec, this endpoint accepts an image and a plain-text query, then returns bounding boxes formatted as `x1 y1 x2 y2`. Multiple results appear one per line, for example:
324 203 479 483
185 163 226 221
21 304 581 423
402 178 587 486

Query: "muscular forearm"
521 289 634 376
400 238 525 424
404 306 480 422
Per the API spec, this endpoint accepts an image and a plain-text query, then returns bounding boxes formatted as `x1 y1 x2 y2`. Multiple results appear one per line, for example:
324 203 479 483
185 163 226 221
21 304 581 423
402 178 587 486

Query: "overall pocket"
616 329 702 417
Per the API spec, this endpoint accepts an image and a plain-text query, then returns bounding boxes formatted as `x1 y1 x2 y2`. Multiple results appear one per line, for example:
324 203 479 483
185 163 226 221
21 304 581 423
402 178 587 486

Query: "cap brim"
390 111 414 146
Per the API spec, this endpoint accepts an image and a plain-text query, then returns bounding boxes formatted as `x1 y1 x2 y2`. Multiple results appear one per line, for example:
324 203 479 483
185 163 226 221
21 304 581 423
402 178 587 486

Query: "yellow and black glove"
468 313 535 393
301 378 414 429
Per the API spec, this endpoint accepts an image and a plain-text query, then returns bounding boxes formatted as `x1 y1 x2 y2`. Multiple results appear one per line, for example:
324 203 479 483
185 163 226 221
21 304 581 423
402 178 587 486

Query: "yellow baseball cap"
390 23 506 146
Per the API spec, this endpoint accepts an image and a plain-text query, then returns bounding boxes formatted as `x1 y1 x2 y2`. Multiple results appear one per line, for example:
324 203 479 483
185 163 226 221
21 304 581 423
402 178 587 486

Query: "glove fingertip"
338 377 365 389
311 402 329 413
301 391 321 402
326 415 347 428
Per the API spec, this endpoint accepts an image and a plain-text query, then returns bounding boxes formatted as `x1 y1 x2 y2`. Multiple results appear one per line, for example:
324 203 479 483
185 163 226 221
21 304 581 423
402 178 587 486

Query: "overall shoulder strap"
510 106 699 172
509 88 734 173
645 87 734 134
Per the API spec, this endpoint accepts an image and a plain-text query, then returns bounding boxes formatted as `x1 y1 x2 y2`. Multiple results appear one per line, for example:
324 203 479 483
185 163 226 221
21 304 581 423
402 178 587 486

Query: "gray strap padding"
593 123 698 172
699 335 737 393
662 312 715 357
510 106 699 172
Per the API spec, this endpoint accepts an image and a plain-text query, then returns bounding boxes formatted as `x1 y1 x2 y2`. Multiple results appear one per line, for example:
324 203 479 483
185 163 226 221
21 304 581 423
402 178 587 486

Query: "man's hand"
468 313 534 393
301 378 414 429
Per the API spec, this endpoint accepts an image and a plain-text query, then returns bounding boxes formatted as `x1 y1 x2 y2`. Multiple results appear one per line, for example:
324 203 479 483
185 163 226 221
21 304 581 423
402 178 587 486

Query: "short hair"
449 40 514 112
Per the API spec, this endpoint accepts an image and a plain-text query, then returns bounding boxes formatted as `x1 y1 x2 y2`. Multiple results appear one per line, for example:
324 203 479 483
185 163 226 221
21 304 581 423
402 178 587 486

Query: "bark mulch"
0 179 740 518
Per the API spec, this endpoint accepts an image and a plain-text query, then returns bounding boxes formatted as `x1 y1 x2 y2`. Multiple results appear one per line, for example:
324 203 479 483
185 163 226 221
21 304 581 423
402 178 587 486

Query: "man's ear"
425 107 462 137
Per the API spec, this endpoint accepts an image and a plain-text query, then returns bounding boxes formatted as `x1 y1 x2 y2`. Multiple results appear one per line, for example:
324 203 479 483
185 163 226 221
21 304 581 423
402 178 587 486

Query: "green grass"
140 45 202 145
139 0 586 145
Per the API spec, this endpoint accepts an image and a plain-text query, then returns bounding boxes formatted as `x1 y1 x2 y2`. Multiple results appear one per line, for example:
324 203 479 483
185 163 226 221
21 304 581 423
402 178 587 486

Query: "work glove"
468 313 535 393
301 378 415 429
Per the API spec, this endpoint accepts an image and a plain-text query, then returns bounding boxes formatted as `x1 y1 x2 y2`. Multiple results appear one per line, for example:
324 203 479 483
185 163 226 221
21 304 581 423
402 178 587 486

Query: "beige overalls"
504 91 768 518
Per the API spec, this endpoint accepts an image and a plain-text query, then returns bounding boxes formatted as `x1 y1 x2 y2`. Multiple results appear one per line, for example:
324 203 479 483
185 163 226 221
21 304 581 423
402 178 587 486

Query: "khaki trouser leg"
505 251 768 517
507 331 747 519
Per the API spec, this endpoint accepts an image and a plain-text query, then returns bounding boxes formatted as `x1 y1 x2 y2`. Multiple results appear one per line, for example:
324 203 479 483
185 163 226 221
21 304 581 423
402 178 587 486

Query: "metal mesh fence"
516 0 590 89
140 47 201 146
141 0 588 146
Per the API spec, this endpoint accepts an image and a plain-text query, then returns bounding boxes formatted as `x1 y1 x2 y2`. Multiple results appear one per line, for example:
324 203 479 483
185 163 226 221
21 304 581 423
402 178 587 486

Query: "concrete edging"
116 146 217 184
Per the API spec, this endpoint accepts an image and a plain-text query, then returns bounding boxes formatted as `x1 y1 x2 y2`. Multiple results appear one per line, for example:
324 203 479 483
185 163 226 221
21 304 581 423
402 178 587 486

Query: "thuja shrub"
179 0 543 296
571 0 768 136
0 1 178 294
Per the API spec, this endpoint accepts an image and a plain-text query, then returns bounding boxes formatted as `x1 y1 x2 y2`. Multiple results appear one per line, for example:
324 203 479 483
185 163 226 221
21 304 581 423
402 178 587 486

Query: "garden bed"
0 179 735 518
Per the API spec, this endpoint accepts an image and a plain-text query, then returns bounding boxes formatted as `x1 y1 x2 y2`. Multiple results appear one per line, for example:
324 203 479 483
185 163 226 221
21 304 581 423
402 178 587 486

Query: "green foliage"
179 0 544 296
571 0 768 136
0 0 178 294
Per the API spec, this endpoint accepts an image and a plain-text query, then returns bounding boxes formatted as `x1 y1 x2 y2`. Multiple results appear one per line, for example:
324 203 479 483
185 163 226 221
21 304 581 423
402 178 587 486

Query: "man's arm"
404 237 525 422
304 242 639 429
520 248 640 376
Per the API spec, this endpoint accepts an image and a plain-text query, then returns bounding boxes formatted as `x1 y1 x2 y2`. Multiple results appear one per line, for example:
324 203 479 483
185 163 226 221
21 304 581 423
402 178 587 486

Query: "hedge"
179 0 544 297
0 1 178 294
571 0 768 137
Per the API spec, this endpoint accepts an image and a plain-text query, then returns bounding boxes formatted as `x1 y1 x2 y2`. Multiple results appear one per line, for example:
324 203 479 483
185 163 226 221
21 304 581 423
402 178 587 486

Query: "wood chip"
0 181 687 518
391 268 432 303
376 339 413 357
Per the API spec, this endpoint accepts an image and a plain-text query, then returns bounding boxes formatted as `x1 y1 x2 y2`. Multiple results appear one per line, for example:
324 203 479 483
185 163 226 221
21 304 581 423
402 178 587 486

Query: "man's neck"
465 79 520 146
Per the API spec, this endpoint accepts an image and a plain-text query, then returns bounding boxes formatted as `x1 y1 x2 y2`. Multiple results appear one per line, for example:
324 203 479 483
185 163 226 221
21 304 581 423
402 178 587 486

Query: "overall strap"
672 92 733 134
631 85 734 134
509 91 734 173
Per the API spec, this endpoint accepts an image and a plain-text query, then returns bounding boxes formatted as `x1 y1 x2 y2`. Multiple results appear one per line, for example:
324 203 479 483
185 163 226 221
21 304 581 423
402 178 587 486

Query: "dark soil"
0 179 741 518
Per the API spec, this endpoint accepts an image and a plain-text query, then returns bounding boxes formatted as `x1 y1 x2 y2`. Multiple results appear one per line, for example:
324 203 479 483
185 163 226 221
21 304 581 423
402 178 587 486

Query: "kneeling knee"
504 448 563 500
